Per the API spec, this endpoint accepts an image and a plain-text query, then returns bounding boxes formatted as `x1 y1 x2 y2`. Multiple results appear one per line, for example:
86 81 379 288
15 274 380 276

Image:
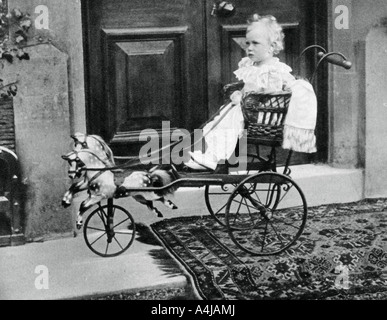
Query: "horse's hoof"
172 205 178 210
157 212 163 218
76 222 83 230
62 200 71 208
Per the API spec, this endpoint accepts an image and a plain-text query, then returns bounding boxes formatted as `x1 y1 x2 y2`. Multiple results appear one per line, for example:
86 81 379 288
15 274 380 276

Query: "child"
185 14 317 171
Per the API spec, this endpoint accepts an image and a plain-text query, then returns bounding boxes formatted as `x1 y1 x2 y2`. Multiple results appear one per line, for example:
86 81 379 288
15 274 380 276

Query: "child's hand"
230 90 242 105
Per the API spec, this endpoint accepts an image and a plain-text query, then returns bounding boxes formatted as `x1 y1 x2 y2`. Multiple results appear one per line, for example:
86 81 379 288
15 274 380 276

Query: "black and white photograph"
0 0 386 308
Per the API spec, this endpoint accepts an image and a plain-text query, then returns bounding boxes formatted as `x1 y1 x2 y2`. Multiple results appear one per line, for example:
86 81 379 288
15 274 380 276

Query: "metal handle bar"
299 45 352 70
299 45 353 83
317 51 352 70
299 45 327 58
310 51 352 83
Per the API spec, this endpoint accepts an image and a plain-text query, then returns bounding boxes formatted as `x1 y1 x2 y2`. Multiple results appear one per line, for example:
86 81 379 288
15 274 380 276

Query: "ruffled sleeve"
275 62 296 87
276 61 293 74
282 80 318 153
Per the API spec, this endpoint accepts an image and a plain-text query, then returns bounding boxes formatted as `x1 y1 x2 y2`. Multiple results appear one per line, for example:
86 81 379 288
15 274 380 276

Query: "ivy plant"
0 8 32 100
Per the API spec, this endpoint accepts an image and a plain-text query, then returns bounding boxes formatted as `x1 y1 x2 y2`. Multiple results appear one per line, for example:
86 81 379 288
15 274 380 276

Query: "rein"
68 149 112 185
78 102 234 172
74 135 114 166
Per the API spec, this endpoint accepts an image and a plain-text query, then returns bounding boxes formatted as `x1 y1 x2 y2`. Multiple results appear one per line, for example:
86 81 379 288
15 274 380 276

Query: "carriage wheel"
205 183 238 227
83 203 136 257
205 154 263 227
225 172 307 256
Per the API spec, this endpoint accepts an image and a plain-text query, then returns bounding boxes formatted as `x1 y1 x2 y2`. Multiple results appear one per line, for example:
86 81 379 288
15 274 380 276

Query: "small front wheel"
225 172 307 256
83 203 136 257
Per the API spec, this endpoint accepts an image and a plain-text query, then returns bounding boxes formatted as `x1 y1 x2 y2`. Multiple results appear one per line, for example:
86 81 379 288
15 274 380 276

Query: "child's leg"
186 103 244 170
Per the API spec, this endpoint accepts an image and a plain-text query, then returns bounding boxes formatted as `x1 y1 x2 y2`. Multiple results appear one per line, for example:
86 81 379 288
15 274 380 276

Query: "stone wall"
326 0 358 168
2 44 73 239
364 25 387 198
328 0 387 198
9 0 86 134
2 0 86 239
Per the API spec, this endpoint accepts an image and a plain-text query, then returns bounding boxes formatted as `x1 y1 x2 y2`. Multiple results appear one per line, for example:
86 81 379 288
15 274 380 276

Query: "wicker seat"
241 91 292 146
222 83 292 147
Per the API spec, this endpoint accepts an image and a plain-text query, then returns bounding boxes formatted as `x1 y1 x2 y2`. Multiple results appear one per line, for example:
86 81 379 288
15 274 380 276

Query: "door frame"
310 0 329 163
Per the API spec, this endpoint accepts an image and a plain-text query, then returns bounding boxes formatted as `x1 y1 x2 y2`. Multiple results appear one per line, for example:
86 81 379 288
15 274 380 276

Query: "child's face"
245 23 273 64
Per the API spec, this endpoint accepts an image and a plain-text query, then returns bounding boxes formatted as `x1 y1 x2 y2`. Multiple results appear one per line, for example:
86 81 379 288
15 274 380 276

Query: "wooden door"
82 0 327 160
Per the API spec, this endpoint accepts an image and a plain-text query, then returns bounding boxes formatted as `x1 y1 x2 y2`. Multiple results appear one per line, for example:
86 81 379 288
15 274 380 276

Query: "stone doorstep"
0 234 25 248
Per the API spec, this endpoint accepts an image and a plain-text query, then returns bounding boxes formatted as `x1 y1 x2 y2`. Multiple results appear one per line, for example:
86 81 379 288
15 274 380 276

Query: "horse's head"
62 149 111 179
70 133 115 167
62 151 84 179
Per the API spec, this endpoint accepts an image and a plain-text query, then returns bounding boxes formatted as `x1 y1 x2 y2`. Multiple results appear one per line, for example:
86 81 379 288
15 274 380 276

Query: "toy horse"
71 132 115 166
66 133 179 216
62 133 116 208
62 147 180 229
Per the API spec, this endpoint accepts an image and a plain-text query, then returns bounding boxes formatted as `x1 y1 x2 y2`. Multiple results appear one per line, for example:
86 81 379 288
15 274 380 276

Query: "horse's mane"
88 134 116 166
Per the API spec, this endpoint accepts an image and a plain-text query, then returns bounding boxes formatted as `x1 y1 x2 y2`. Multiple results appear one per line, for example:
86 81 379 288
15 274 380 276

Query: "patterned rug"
151 199 387 300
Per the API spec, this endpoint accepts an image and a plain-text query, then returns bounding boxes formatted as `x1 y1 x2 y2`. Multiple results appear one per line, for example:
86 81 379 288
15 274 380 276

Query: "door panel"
101 27 187 146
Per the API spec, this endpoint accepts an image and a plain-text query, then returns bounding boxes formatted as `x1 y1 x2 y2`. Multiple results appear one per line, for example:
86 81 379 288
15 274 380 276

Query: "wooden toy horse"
62 148 179 230
62 133 116 208
71 132 115 166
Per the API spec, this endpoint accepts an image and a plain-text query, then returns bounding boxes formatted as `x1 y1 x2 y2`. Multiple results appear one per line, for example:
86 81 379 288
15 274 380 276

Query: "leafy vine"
0 8 32 99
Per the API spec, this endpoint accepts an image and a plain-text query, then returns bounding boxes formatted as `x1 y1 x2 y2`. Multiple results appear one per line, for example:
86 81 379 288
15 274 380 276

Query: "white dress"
202 57 296 162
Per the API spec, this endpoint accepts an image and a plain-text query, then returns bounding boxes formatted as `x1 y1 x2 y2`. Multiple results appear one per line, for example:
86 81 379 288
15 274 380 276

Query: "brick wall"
0 99 15 152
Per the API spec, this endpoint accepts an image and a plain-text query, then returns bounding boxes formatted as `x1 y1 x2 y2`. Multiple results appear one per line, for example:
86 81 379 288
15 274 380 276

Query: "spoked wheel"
83 203 136 257
205 154 261 227
225 172 307 256
205 183 238 227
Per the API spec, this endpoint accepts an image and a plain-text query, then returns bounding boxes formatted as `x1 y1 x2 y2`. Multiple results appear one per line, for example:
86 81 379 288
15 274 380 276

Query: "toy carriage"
62 46 352 257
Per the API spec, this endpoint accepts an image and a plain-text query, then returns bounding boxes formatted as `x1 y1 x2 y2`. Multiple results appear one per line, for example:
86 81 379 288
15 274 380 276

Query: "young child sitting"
184 14 317 171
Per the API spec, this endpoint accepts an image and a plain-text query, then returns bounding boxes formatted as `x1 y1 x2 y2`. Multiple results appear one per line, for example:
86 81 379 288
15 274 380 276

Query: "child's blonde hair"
247 14 284 55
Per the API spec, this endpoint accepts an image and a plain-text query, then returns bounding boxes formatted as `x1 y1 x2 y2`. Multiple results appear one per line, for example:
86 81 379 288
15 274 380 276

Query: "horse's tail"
89 134 116 166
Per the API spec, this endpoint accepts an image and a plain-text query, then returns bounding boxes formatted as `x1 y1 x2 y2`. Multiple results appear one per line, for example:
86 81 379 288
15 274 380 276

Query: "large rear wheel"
225 172 307 256
205 154 263 227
